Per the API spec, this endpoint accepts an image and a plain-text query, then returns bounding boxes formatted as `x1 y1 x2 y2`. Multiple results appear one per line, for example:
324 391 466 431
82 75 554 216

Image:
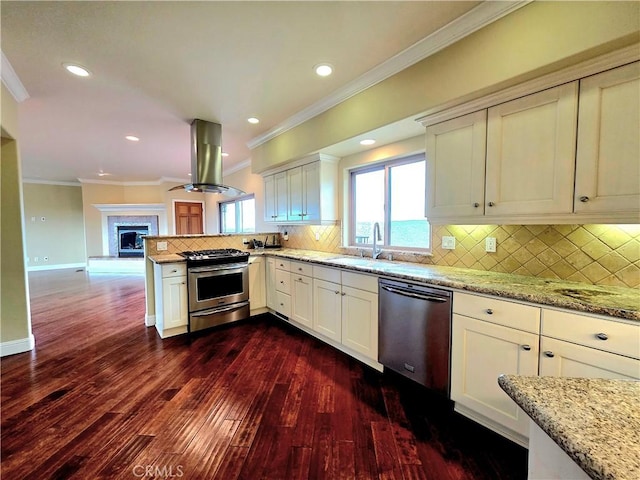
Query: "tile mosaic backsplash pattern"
145 233 279 256
277 224 640 289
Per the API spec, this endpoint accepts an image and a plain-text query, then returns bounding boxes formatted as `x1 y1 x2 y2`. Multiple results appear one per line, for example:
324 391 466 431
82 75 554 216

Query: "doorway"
174 201 204 235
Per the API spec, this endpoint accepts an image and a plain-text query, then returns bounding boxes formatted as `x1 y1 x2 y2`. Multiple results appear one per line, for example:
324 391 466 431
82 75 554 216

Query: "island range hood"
169 119 245 196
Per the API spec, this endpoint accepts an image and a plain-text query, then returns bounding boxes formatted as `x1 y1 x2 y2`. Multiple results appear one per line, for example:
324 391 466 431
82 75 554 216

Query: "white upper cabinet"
263 154 338 224
485 82 578 217
425 110 487 219
574 61 640 217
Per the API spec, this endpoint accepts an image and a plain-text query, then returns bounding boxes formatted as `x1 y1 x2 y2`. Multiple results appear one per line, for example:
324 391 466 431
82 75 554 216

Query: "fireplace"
117 225 148 257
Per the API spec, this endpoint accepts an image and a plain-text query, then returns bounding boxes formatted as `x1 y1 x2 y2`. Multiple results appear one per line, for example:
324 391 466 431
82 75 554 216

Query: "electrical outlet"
315 232 320 241
157 241 168 251
485 237 497 253
442 236 456 250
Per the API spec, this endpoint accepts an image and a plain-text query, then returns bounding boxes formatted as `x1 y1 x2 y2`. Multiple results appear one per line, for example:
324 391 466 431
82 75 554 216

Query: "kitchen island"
498 375 640 480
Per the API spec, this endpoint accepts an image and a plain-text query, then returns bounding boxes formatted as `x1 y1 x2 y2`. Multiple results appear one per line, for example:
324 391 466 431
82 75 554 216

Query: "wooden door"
574 61 640 214
485 82 578 216
175 201 203 234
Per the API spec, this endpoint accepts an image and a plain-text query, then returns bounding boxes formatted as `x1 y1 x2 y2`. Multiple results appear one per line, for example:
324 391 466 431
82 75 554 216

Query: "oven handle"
190 301 250 317
188 263 248 274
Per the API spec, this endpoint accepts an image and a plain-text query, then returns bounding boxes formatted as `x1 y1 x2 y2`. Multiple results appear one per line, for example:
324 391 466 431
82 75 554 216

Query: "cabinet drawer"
290 261 313 277
342 271 378 293
275 258 290 271
275 269 291 294
161 263 187 278
453 292 540 334
542 309 640 359
275 291 291 317
313 265 341 284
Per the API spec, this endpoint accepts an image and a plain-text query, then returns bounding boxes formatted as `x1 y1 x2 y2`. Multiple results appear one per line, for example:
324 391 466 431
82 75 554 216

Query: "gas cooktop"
179 248 249 262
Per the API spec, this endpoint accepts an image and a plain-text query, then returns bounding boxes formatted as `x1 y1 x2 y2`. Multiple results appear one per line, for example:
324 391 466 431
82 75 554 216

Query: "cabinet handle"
298 267 303 271
579 196 590 203
487 202 495 207
181 282 186 285
521 345 531 351
473 202 480 208
298 277 303 281
543 351 555 358
334 290 340 295
280 303 284 306
595 332 608 341
280 280 284 284
171 269 177 273
485 308 493 315
341 292 346 296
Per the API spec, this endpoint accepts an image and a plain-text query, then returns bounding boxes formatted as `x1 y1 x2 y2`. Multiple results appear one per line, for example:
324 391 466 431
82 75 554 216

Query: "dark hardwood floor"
1 269 527 479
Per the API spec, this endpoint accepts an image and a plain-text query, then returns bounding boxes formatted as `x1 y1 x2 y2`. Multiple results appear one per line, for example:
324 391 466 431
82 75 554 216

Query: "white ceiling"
1 1 500 184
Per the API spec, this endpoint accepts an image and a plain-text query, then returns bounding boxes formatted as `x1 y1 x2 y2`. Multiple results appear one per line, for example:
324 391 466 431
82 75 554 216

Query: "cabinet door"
248 258 266 310
485 82 578 216
265 257 277 310
575 62 640 214
274 171 288 222
451 314 539 437
312 278 341 342
302 161 321 221
539 337 640 380
287 166 304 220
291 274 313 329
162 276 188 329
341 286 378 360
264 174 276 222
425 110 487 219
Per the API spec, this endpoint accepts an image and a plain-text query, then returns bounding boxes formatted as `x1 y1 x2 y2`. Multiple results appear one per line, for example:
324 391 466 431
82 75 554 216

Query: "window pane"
221 203 235 233
389 161 429 248
240 198 255 233
353 169 384 245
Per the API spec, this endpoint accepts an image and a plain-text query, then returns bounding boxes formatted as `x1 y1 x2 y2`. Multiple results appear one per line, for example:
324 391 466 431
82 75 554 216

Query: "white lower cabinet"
248 256 266 313
265 257 277 311
153 262 188 338
451 314 539 446
290 261 313 329
313 278 342 341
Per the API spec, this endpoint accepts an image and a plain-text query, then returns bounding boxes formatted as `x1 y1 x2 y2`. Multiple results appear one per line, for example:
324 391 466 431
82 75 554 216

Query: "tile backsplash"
278 224 640 289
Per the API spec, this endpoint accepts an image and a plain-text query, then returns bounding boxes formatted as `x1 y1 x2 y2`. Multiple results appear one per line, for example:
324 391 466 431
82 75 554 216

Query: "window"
350 154 430 250
219 194 255 234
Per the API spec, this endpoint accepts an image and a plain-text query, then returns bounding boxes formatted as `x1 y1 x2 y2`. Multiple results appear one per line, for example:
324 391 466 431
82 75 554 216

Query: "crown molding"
78 177 188 186
247 0 530 150
1 51 29 102
23 178 81 186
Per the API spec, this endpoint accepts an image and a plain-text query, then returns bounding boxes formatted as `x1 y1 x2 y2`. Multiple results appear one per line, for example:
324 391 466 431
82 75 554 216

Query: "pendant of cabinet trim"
424 61 640 224
263 155 338 224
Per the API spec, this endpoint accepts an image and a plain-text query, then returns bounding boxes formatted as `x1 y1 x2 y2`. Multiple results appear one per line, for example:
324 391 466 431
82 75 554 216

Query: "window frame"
218 194 256 234
349 153 430 252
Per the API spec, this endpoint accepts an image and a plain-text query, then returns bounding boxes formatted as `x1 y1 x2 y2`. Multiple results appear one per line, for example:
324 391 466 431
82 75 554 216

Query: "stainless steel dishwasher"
379 278 452 395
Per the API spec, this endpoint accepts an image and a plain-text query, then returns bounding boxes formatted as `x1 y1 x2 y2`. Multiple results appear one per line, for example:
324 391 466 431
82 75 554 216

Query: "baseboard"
0 334 35 357
28 262 87 272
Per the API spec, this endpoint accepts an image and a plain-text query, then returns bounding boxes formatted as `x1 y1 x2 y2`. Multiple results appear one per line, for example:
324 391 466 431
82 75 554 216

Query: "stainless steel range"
179 248 250 333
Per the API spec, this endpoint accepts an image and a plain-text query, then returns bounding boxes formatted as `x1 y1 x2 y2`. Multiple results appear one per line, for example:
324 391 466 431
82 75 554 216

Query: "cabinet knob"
280 303 284 306
543 351 555 358
595 332 608 341
487 202 495 207
521 345 531 351
579 196 590 203
485 308 493 315
334 290 340 295
171 269 177 273
341 292 346 296
280 280 284 284
298 267 303 271
473 202 480 208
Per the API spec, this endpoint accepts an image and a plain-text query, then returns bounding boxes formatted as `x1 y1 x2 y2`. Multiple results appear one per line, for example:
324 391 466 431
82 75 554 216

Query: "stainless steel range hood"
169 119 245 196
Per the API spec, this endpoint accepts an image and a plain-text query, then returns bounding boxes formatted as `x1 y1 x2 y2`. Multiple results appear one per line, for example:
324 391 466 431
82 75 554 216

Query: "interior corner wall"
250 1 640 172
1 83 33 351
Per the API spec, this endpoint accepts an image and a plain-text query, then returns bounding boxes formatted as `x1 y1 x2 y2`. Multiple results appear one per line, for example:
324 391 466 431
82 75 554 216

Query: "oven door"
189 301 250 333
188 263 249 313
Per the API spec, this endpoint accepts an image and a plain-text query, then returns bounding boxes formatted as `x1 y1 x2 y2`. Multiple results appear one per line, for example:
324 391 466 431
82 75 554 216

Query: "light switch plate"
157 241 168 251
442 236 456 250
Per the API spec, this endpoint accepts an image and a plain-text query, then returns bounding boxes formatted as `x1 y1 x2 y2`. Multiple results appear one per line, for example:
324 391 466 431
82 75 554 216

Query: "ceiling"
1 1 491 184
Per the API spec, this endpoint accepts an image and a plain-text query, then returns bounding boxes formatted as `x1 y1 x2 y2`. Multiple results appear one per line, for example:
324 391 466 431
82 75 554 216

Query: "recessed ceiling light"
360 139 376 146
125 135 139 142
62 63 91 77
97 170 111 177
314 63 333 77
248 117 260 124
221 152 229 157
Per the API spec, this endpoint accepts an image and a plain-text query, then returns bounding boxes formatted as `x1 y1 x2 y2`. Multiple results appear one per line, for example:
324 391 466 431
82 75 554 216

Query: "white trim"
145 314 156 327
172 199 205 235
0 334 35 357
78 177 187 186
27 262 86 272
417 44 640 127
260 152 340 177
93 203 166 212
23 178 82 186
247 1 530 149
223 159 252 176
1 51 29 102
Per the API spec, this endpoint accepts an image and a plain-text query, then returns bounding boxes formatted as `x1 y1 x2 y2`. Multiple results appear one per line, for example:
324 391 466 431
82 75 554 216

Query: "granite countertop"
498 375 640 480
148 248 639 321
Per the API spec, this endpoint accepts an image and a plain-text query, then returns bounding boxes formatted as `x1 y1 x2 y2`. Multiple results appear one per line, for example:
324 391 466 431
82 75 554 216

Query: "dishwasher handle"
380 284 448 303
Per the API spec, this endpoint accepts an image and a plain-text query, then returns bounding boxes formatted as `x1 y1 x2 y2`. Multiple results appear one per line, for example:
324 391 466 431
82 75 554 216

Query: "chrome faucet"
372 222 382 259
